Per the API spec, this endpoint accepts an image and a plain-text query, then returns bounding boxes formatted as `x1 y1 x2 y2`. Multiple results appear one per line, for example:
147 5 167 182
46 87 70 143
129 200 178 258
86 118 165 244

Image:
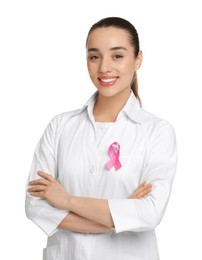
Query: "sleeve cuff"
26 196 69 236
108 199 140 233
33 207 69 236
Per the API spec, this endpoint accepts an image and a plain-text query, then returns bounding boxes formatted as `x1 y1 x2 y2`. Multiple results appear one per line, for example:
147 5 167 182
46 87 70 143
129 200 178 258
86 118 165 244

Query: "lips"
98 76 118 87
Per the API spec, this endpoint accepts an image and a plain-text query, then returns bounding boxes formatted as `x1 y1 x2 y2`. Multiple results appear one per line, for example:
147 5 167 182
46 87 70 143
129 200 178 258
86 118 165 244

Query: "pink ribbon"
105 142 122 171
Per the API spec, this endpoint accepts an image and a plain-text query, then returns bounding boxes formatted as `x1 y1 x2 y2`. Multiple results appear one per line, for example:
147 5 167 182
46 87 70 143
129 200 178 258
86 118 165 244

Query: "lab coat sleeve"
108 120 177 233
25 115 68 236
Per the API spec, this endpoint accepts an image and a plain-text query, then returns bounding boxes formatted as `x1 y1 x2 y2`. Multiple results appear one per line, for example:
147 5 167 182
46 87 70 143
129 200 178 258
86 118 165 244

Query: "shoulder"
53 108 83 124
51 108 85 127
127 95 174 132
44 108 85 135
140 109 177 151
140 107 174 127
138 107 176 140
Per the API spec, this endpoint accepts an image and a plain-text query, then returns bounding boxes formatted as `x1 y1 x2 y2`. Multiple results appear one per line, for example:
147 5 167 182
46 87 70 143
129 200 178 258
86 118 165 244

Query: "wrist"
67 195 74 211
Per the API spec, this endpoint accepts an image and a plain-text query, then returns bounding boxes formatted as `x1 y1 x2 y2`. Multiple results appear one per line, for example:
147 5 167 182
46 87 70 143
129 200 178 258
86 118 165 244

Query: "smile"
100 78 117 83
98 77 118 87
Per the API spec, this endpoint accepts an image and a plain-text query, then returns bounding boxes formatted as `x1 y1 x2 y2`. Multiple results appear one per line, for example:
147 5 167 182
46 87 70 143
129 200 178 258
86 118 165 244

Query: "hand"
129 182 152 199
28 171 71 210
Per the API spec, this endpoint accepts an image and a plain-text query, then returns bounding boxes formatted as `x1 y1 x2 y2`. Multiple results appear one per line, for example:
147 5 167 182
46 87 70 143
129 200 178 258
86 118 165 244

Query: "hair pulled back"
86 17 142 106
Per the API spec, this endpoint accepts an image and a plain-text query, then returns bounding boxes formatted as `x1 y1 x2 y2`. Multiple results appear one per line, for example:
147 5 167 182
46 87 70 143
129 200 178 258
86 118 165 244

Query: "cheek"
87 62 91 73
119 58 136 72
87 63 97 77
126 61 136 78
120 63 136 81
87 67 98 84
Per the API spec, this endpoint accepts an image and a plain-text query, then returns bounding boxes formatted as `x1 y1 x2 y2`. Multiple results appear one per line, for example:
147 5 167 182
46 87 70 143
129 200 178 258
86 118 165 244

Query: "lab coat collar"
76 91 146 124
121 91 146 124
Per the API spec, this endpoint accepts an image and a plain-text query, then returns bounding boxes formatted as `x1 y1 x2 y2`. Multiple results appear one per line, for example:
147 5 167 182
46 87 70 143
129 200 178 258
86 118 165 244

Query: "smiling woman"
86 26 142 105
25 17 177 260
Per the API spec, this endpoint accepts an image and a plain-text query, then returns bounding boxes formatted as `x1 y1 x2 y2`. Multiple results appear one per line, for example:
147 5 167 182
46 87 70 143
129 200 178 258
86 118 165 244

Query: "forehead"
87 27 132 50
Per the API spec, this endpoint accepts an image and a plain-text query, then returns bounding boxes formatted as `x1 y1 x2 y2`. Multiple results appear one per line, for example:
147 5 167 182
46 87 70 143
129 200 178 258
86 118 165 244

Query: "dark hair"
86 17 142 106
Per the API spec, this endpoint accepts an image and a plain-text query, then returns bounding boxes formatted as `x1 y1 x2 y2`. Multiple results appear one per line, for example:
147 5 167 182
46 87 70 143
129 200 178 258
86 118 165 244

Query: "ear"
135 50 143 70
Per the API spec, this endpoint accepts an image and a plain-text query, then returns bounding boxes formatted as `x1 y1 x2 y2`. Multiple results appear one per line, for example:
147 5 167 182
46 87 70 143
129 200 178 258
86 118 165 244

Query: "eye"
114 54 123 60
88 55 100 61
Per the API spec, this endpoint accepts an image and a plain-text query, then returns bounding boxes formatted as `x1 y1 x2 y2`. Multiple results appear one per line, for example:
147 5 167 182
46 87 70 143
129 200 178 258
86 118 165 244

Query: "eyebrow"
87 46 127 52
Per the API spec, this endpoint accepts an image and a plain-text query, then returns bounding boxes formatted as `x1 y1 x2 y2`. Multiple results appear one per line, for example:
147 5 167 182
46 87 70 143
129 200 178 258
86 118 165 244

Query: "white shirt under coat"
25 91 177 260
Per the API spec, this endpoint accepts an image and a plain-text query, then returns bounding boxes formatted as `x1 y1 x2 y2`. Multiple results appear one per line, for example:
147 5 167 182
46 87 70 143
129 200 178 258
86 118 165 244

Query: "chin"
98 88 118 97
97 87 129 98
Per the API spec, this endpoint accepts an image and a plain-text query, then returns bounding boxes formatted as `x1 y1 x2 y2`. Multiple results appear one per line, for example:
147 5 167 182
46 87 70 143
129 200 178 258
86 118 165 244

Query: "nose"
99 57 113 74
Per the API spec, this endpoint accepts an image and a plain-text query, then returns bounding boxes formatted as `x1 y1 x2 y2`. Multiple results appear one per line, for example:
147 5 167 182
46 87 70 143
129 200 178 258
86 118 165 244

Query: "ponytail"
131 72 142 107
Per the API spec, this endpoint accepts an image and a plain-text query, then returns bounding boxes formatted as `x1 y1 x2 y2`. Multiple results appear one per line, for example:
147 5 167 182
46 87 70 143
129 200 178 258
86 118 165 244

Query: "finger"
130 184 152 199
136 183 152 194
28 185 47 192
135 182 146 190
37 171 55 182
135 185 152 199
29 178 50 186
130 183 149 197
137 184 152 196
128 182 151 199
29 191 45 199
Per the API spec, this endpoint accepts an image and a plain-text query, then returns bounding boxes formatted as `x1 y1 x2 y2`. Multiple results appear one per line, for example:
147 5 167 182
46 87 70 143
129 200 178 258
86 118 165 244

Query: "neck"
93 88 131 122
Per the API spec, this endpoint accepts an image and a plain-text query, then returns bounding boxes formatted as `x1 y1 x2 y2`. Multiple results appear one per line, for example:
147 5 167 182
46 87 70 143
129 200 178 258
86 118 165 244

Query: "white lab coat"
25 91 177 260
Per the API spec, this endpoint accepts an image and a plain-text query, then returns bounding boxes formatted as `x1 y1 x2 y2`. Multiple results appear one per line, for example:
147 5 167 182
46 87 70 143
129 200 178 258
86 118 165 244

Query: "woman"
26 17 177 260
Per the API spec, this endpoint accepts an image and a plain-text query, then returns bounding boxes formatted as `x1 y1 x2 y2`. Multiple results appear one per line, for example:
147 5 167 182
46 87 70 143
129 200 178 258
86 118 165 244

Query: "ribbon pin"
105 142 122 171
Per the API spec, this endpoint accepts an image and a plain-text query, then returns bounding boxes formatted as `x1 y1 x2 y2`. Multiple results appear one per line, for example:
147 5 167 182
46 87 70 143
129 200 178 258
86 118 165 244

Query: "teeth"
101 78 116 83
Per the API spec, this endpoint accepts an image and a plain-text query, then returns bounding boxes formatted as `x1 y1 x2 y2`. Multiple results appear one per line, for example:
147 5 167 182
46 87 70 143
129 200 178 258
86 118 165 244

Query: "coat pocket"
43 245 62 260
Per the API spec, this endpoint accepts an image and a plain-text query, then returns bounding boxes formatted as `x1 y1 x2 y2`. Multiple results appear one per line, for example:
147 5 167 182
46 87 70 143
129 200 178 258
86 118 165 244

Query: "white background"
0 0 201 259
